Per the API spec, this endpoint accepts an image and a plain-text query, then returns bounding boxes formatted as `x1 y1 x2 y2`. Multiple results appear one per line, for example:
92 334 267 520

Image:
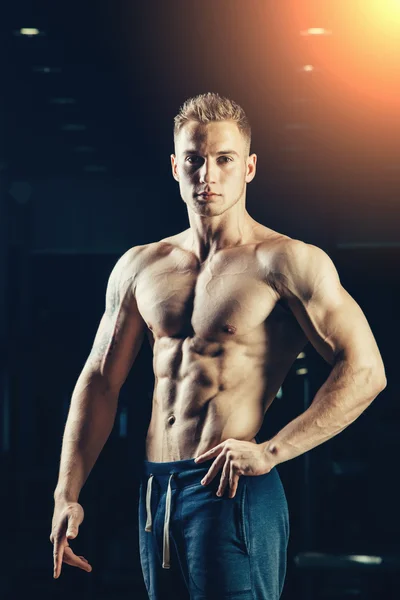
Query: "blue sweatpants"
138 454 289 600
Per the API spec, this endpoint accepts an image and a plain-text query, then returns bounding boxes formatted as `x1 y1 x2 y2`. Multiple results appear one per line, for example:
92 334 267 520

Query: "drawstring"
162 473 175 569
145 474 154 532
144 472 176 569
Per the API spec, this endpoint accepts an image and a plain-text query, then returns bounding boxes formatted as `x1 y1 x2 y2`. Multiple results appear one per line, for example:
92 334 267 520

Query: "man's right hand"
50 500 92 579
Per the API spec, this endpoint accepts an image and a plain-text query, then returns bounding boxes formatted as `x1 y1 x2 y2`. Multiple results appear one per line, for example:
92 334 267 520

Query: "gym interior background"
1 1 399 599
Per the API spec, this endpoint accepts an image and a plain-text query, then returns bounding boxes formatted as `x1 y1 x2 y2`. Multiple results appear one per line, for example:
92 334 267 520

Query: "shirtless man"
50 93 386 599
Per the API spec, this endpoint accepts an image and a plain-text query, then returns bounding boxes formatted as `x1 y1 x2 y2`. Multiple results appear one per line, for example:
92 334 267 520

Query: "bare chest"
135 250 277 340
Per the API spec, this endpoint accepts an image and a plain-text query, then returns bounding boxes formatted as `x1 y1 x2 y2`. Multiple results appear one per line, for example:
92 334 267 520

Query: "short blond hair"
173 92 251 155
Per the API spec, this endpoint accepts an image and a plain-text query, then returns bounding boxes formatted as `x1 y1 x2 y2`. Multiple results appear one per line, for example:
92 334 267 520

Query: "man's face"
171 120 257 217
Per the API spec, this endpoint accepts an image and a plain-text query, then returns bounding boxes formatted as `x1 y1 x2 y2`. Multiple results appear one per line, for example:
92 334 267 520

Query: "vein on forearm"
265 359 383 464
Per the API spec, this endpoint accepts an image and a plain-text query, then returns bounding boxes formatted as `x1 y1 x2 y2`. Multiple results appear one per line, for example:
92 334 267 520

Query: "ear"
171 154 179 182
245 153 257 183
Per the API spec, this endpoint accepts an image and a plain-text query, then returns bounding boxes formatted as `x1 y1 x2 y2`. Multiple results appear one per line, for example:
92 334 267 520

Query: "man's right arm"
51 247 147 576
54 247 146 501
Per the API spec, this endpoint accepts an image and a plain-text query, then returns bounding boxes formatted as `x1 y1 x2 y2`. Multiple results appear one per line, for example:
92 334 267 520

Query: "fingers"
228 465 240 498
201 453 225 486
53 542 92 578
52 510 68 578
216 460 231 497
53 535 66 579
195 441 227 463
201 455 240 498
52 504 88 579
197 440 242 498
79 555 89 564
216 461 240 498
63 546 92 572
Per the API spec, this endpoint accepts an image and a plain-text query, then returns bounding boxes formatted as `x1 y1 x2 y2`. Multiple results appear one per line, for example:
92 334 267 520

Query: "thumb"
66 526 79 540
66 504 84 539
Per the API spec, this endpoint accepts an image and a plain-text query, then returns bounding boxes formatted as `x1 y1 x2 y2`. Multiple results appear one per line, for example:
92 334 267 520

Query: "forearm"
54 371 119 502
262 359 386 466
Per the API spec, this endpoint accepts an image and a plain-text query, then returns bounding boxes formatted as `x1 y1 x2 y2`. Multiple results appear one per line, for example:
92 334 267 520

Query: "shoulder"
112 230 192 285
257 237 340 301
274 238 335 272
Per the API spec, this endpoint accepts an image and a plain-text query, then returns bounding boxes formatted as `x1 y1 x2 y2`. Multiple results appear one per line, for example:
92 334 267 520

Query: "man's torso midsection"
134 232 307 462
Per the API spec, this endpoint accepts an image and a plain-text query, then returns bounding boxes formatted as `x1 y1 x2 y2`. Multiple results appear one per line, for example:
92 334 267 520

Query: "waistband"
143 456 214 476
141 456 216 493
142 434 261 479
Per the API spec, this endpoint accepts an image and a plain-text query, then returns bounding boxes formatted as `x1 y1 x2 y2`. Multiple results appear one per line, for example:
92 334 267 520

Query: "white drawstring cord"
144 472 175 569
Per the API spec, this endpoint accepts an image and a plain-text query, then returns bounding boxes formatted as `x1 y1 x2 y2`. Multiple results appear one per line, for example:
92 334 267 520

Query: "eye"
185 155 233 165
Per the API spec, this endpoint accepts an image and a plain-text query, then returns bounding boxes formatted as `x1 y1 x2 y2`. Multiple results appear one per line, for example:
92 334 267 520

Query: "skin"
51 119 386 578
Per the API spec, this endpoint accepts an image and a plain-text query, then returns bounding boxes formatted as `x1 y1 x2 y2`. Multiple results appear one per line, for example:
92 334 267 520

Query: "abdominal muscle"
144 334 283 462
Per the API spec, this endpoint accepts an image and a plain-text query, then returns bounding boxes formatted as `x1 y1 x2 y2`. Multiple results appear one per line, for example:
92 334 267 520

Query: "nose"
198 158 217 184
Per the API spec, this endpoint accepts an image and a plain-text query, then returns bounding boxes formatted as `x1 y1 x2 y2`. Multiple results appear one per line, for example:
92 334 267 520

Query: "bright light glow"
297 352 306 359
300 27 332 36
364 0 400 30
20 28 40 36
348 555 383 565
296 368 308 375
278 0 400 146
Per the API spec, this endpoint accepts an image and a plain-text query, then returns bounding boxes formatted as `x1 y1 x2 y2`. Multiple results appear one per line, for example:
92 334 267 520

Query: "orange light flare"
292 0 400 115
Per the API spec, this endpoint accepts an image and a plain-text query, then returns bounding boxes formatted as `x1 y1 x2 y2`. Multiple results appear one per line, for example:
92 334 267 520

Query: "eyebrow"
182 149 239 157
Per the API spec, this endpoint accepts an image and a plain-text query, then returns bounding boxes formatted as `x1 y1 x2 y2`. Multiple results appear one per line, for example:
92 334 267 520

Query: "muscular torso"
133 227 307 462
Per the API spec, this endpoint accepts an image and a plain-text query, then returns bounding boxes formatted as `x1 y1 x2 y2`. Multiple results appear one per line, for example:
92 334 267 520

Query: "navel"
167 414 176 426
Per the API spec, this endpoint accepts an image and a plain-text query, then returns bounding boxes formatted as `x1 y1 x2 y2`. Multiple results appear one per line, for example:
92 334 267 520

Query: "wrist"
260 440 280 468
53 486 80 504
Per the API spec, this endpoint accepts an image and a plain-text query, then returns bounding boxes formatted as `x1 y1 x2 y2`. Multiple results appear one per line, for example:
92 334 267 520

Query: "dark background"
1 1 399 599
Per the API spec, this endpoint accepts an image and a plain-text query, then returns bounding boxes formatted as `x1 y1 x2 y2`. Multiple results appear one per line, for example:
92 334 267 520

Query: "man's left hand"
194 439 275 498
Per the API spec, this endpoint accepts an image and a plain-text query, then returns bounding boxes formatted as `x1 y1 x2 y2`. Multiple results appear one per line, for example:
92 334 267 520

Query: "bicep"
277 242 383 369
84 255 147 391
287 284 378 367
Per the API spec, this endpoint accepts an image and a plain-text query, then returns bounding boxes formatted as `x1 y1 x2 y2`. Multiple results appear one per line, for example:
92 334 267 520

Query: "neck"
185 202 257 263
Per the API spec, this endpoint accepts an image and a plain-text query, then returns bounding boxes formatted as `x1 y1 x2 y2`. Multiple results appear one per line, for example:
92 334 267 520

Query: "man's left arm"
262 240 387 466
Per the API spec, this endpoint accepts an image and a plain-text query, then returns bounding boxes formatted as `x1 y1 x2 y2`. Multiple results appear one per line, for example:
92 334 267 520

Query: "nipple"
223 323 237 334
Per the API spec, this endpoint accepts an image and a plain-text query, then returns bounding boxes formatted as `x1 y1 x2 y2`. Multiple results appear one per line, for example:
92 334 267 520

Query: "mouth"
197 193 218 198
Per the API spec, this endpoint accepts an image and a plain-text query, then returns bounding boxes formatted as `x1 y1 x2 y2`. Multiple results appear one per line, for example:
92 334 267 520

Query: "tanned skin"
51 119 386 578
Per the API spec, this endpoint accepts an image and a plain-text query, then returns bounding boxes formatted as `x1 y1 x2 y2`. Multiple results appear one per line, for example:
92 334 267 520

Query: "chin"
197 205 228 217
